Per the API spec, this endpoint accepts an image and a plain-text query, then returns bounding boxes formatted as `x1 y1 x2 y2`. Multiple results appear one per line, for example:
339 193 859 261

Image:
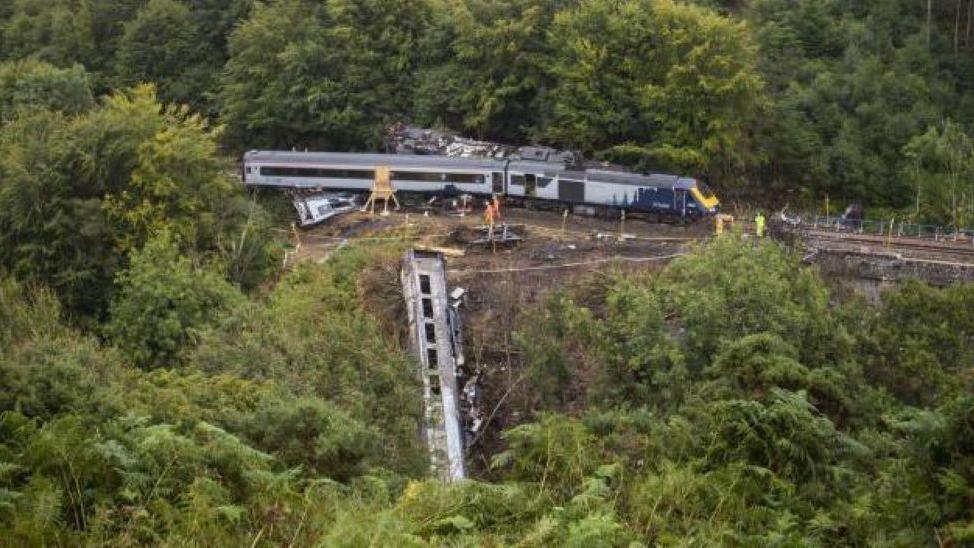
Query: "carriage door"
525 174 537 197
492 172 504 194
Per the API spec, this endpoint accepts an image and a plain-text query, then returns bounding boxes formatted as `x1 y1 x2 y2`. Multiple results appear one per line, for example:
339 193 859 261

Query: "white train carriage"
243 150 499 195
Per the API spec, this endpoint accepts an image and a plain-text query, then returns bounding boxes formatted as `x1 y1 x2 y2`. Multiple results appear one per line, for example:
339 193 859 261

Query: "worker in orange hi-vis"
492 195 502 221
483 200 496 227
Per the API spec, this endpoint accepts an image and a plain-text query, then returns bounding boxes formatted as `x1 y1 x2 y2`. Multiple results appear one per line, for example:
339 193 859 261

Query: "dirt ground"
283 205 708 477
288 205 709 262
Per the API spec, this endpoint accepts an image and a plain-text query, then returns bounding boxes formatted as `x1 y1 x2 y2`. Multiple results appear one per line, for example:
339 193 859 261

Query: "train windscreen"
696 180 716 200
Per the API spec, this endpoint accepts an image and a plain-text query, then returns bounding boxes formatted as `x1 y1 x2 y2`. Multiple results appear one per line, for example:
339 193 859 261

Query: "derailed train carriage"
242 150 720 219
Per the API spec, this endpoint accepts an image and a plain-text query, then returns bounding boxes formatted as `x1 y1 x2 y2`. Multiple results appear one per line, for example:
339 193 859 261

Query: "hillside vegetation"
1 234 974 544
1 0 974 545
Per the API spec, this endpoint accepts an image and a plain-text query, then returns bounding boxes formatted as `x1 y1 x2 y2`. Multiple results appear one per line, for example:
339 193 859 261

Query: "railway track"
795 227 974 264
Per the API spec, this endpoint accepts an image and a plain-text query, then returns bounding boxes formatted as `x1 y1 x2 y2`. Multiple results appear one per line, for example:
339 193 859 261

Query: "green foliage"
661 235 839 370
865 279 974 406
414 0 566 142
114 0 212 111
493 236 974 544
191 243 427 474
0 108 120 318
0 275 410 545
544 0 763 175
106 234 244 369
234 396 380 481
2 216 974 544
0 59 93 121
219 0 432 150
903 119 974 226
594 279 688 409
0 278 103 421
100 90 235 255
515 291 592 407
0 0 144 88
6 0 974 216
493 414 599 497
746 0 953 207
0 83 276 319
1 0 98 69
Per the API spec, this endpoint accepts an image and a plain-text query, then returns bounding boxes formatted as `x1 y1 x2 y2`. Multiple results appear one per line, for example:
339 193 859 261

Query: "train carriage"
243 150 719 218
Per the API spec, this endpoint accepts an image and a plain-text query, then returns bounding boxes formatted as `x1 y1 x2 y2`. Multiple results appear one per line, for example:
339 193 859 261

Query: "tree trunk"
967 0 972 48
953 184 958 229
915 159 921 220
956 0 962 55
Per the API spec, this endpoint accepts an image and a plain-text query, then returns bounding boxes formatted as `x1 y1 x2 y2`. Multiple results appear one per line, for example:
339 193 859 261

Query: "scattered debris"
777 205 802 227
450 224 525 249
529 243 577 261
415 245 466 257
292 192 358 227
385 123 580 166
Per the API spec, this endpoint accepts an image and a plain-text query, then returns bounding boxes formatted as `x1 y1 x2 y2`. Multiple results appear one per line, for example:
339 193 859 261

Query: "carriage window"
391 171 485 184
260 166 374 178
537 177 552 188
510 174 525 186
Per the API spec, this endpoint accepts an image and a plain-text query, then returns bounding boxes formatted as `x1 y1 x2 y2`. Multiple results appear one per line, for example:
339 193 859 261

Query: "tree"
543 0 764 176
106 233 244 369
0 277 104 421
0 109 120 318
101 90 236 255
866 279 974 406
1 0 144 88
236 397 380 480
659 235 837 370
903 119 974 226
412 0 567 142
0 83 275 319
114 0 212 111
219 0 432 151
1 0 96 67
515 292 592 408
594 280 687 410
0 59 93 122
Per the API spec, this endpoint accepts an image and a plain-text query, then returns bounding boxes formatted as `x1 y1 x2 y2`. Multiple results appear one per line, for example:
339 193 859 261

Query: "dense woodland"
1 0 974 545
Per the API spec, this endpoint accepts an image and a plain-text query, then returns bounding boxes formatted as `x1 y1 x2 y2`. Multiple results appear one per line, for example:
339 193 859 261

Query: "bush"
106 234 244 369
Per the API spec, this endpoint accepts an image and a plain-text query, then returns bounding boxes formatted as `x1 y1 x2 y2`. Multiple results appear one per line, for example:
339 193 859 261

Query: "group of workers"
715 211 766 237
482 197 768 238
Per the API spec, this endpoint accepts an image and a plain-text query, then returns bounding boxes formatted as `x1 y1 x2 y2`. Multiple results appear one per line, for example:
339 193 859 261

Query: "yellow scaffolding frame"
362 166 400 215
